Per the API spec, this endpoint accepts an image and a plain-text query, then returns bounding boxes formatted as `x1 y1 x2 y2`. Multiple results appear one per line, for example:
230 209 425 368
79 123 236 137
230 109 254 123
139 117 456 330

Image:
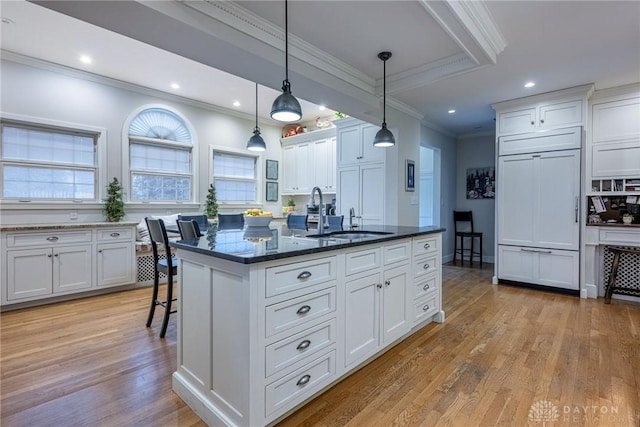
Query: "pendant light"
247 83 267 151
373 51 396 148
270 0 302 122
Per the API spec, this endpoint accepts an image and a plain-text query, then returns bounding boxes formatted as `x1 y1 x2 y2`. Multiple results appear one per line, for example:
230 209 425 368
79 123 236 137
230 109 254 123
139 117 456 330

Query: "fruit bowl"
244 215 273 227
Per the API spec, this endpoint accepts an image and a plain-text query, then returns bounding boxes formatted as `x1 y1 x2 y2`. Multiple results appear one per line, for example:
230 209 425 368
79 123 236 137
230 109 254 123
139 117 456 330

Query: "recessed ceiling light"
319 105 326 111
448 109 456 114
170 82 180 90
524 81 536 88
233 101 241 107
79 55 92 65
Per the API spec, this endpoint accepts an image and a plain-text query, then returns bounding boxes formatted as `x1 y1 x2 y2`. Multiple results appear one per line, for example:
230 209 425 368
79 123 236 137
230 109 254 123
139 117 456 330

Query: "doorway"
420 145 440 227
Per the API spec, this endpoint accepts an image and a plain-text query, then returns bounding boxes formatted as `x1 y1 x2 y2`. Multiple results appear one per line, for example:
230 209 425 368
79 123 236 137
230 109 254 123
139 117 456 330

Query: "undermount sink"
306 230 393 239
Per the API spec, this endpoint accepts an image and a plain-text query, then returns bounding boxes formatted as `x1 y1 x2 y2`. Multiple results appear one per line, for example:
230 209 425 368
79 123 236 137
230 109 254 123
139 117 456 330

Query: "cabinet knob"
296 339 311 350
423 283 430 291
376 283 382 289
423 304 430 311
296 374 311 386
98 250 103 253
54 253 59 257
424 243 430 249
540 119 545 124
296 305 311 315
385 280 391 286
423 263 430 270
530 121 535 125
47 254 52 258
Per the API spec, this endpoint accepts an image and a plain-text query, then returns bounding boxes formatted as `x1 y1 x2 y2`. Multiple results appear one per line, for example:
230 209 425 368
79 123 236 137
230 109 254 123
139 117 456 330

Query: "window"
1 121 97 200
212 151 258 203
128 108 193 202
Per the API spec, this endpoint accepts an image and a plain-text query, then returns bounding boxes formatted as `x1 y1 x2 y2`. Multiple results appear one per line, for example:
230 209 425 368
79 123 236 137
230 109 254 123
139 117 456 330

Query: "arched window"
128 108 193 202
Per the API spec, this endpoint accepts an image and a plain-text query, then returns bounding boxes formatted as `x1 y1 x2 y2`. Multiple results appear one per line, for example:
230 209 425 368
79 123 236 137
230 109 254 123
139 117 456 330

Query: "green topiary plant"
104 177 125 222
205 184 219 218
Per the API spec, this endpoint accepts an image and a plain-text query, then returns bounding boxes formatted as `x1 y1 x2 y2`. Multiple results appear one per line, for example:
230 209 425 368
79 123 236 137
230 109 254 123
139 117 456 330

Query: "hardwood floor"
2 264 639 426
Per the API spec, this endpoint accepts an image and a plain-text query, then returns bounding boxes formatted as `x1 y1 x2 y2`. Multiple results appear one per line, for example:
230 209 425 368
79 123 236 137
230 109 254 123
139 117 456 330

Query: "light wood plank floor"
2 264 639 426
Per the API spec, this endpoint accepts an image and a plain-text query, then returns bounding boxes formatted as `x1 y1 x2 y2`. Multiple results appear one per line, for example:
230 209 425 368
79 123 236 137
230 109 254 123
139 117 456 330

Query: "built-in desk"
583 224 640 300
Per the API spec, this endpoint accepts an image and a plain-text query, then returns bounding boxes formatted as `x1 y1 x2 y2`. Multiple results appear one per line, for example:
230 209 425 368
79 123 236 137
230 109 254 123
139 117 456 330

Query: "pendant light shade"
247 83 266 152
373 51 395 148
271 0 302 122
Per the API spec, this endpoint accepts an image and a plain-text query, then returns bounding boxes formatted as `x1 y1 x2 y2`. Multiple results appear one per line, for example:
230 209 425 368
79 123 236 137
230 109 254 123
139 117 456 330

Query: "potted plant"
284 197 296 214
104 177 125 222
622 213 633 224
205 184 219 219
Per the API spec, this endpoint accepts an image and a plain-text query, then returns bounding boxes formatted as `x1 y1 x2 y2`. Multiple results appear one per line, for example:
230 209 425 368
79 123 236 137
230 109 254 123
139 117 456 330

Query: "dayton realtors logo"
528 400 560 425
528 400 634 425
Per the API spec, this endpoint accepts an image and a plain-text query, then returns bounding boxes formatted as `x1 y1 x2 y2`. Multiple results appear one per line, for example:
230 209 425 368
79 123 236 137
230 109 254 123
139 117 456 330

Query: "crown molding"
420 118 456 139
457 129 496 140
492 83 596 112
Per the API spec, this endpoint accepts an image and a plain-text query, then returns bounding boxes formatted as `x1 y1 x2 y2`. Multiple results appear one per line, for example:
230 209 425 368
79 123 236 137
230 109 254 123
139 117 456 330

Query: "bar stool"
453 211 483 267
604 246 640 304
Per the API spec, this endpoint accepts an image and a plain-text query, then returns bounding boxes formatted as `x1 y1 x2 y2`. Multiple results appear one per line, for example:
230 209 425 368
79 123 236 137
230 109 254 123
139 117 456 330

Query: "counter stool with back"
453 210 483 267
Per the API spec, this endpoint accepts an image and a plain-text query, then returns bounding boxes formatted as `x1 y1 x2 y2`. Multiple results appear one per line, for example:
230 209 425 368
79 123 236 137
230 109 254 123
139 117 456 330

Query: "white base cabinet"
498 245 579 290
172 232 443 427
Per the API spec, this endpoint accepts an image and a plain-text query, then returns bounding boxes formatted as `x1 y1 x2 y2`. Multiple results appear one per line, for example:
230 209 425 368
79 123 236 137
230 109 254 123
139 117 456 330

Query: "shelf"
590 177 640 194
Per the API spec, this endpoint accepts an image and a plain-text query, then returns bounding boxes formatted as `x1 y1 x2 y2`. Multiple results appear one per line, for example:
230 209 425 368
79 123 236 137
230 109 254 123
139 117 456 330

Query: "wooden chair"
144 218 178 338
604 246 640 304
286 214 308 230
453 211 483 267
177 214 207 236
176 219 200 240
217 213 245 230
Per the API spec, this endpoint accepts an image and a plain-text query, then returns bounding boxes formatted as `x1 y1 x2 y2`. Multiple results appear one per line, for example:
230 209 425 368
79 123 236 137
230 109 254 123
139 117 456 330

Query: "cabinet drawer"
413 236 439 257
414 292 439 324
265 287 336 338
96 227 133 242
265 319 336 378
415 274 439 299
383 241 410 266
345 247 381 276
498 126 581 156
265 256 337 298
413 255 439 279
265 350 336 417
6 230 92 248
591 141 640 177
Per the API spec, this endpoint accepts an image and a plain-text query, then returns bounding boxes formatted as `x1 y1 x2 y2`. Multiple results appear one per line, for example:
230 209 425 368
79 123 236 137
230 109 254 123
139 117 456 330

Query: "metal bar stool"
604 246 640 304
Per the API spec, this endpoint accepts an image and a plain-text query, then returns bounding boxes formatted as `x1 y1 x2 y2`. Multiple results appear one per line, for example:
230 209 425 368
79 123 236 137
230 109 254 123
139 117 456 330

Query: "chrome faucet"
349 207 356 230
310 186 325 235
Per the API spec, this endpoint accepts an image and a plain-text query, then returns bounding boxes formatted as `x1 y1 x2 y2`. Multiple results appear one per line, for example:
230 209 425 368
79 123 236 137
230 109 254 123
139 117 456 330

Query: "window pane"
213 153 255 179
3 165 95 199
214 178 256 203
130 143 190 174
131 173 191 201
2 126 95 166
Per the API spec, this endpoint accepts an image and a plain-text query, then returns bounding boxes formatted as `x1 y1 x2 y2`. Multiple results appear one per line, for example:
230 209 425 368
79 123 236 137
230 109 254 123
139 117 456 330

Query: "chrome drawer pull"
423 304 430 311
296 305 311 315
423 283 430 291
296 340 311 350
46 236 59 242
297 271 312 280
424 243 430 249
296 374 311 386
423 263 430 270
110 232 120 237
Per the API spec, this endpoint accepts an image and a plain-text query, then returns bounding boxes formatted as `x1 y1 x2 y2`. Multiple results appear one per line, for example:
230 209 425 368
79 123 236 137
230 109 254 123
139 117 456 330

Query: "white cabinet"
281 129 337 195
336 120 384 167
313 137 336 193
498 150 580 250
344 244 410 367
282 142 312 194
498 246 579 290
592 97 640 143
497 100 583 135
411 234 442 325
337 163 385 228
96 227 135 288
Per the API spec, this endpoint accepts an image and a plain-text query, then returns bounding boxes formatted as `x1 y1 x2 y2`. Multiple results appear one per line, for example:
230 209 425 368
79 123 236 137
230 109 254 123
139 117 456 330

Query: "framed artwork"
266 159 278 180
405 159 415 192
266 181 278 202
466 166 495 199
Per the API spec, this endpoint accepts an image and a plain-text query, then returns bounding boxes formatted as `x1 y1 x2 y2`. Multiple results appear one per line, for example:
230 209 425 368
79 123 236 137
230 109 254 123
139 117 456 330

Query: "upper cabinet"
281 128 337 195
493 84 593 137
335 118 385 167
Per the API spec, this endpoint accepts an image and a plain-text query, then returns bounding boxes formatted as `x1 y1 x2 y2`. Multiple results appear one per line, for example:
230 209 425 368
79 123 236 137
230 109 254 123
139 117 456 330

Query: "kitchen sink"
306 230 393 239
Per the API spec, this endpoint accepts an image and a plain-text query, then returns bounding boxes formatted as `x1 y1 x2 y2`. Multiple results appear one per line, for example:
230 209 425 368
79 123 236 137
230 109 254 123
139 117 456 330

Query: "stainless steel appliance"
307 202 332 223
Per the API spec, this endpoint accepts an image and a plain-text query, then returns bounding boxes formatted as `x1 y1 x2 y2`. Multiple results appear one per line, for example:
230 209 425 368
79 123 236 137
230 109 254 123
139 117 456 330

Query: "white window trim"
0 111 107 208
122 104 198 205
209 144 263 209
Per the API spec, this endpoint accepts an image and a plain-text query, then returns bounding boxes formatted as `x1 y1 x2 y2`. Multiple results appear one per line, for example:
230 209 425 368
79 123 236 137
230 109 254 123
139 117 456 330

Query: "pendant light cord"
382 57 386 126
255 83 259 130
284 0 289 84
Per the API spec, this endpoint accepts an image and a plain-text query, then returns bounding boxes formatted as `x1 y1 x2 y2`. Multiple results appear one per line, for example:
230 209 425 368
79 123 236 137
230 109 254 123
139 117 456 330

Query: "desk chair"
176 219 201 240
286 214 308 230
145 217 178 338
453 210 483 267
218 213 245 230
604 246 640 304
177 214 207 236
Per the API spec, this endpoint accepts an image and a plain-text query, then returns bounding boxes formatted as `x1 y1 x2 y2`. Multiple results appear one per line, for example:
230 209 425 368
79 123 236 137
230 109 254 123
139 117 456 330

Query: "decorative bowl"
244 215 272 227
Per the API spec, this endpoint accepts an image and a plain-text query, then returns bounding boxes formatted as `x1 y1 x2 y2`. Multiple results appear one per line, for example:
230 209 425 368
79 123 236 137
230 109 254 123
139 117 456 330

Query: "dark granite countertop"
170 223 445 264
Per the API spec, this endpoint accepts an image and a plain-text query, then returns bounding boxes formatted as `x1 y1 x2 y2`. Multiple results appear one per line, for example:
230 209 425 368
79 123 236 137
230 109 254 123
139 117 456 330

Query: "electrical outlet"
70 210 78 220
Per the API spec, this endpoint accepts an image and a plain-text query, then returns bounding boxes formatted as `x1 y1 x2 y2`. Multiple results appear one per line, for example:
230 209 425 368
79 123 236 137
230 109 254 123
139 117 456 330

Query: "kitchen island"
170 223 445 426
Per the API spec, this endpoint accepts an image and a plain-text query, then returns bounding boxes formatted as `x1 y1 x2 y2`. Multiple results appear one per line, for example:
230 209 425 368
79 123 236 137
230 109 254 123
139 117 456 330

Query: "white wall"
455 133 496 263
0 58 284 225
420 125 457 261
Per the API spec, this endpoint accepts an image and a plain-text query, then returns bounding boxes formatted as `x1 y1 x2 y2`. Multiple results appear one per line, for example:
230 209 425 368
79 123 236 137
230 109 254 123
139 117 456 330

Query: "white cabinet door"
344 272 380 366
337 126 360 167
539 100 582 130
313 137 336 193
591 141 640 177
97 242 134 287
337 166 359 224
498 108 537 135
282 143 313 194
6 248 52 300
592 97 640 143
326 137 336 192
498 155 536 246
381 264 410 344
361 124 385 164
360 163 385 227
53 244 93 293
282 145 298 194
497 100 583 136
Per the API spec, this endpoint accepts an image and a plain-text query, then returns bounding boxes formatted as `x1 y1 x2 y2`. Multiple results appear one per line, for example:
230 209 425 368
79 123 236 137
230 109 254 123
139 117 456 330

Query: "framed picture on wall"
266 181 278 202
266 159 278 180
466 166 495 199
406 159 415 192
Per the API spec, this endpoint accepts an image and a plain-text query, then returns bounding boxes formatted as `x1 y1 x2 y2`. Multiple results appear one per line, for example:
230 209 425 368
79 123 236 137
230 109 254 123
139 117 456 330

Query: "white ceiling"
2 0 639 136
